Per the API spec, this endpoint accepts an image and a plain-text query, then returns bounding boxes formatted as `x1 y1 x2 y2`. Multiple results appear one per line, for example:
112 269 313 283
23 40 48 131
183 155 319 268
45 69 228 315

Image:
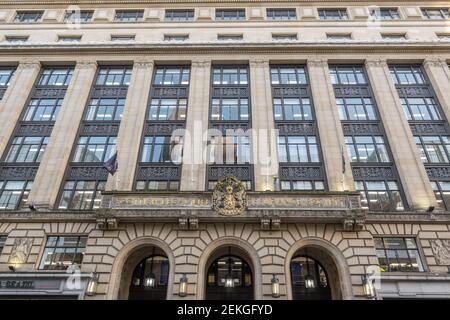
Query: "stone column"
0 59 41 158
365 58 436 210
27 60 97 209
423 57 450 123
180 59 211 191
249 58 279 191
106 60 154 191
307 58 354 191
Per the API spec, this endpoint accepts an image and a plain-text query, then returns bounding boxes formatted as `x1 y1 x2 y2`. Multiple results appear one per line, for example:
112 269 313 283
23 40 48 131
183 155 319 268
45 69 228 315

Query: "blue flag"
103 152 118 176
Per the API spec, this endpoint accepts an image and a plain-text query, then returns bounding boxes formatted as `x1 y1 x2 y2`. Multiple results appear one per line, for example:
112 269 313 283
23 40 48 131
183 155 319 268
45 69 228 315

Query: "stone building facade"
0 0 450 300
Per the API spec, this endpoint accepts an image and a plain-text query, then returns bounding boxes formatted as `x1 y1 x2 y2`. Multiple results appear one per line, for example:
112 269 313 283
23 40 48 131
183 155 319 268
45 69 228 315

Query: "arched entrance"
290 255 331 300
128 251 169 300
206 253 253 300
107 237 175 300
203 244 255 300
285 239 353 300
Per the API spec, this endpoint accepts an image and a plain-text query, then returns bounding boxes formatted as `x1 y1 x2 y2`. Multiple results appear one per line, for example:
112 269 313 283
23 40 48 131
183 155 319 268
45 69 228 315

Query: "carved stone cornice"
0 0 434 5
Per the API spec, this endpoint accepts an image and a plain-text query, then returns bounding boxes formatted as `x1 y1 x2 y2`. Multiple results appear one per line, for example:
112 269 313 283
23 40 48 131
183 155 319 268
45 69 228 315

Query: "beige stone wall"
2 220 450 299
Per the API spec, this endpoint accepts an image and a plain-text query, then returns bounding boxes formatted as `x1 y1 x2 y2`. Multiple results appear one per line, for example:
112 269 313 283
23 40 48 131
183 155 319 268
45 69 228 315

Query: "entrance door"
291 256 332 300
128 255 169 300
205 255 253 300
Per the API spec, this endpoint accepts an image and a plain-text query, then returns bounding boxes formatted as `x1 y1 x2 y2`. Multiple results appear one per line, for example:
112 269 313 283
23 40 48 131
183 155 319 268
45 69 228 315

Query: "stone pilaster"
180 59 211 191
365 58 436 210
27 60 97 209
249 58 279 191
0 59 41 159
423 57 450 123
307 58 354 191
106 60 154 191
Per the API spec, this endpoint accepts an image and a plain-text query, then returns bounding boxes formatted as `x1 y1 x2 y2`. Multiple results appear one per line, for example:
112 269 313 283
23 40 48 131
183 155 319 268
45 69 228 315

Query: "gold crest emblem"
212 176 247 216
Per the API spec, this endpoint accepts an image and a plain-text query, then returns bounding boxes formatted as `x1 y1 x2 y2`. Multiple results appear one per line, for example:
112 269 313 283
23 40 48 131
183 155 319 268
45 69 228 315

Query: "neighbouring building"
0 0 450 300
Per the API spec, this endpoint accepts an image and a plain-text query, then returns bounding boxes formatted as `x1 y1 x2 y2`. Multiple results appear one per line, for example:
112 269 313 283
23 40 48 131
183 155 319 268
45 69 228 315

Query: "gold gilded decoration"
212 176 247 216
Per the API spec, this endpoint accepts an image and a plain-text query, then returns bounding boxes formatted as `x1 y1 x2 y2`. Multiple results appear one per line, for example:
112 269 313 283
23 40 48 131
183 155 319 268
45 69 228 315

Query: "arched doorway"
290 255 331 300
204 246 254 300
128 251 169 300
286 240 353 300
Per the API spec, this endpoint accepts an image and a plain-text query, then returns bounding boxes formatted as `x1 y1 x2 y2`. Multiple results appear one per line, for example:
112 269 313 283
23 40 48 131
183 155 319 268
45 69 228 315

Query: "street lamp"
362 275 375 299
271 275 280 298
224 247 235 288
179 274 188 297
144 248 157 287
304 249 316 289
85 273 99 296
144 274 156 287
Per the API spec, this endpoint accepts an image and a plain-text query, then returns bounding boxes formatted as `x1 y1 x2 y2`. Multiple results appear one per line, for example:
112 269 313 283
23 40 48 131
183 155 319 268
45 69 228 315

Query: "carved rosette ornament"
212 176 247 216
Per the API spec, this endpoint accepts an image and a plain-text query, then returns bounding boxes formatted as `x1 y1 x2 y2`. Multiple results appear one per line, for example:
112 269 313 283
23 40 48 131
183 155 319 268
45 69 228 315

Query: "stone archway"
107 237 175 300
197 237 263 300
285 238 353 300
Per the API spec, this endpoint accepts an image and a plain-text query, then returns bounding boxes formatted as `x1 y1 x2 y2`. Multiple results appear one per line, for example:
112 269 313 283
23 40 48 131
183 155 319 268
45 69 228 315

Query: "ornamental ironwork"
208 165 252 180
212 176 247 216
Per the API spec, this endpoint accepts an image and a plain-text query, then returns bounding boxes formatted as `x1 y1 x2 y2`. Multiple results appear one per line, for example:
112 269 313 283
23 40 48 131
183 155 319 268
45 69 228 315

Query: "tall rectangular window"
4 136 49 163
271 65 326 191
0 67 16 100
58 66 130 210
390 65 450 211
215 9 246 21
0 66 73 210
375 237 424 272
0 181 33 210
266 9 297 21
39 236 87 270
165 10 195 22
208 65 253 190
135 66 190 191
59 181 105 210
331 65 405 211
